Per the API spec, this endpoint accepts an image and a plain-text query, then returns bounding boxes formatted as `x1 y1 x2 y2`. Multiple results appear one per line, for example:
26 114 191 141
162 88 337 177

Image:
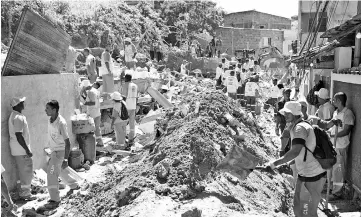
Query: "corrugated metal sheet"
321 13 361 39
2 7 71 76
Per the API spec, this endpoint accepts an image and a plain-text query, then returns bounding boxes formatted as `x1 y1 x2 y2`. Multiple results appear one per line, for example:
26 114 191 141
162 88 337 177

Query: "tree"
159 0 224 45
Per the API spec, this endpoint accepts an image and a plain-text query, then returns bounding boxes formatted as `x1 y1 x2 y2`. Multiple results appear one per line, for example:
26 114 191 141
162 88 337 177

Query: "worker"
225 70 238 100
155 40 162 62
8 96 36 201
99 43 115 94
328 92 355 201
215 63 224 87
248 57 255 68
64 46 78 73
253 61 261 74
242 59 250 72
149 39 156 60
221 57 229 70
1 164 18 216
40 100 79 210
181 60 189 75
121 74 138 145
275 88 291 136
83 48 98 83
267 78 282 107
83 82 104 147
110 92 128 149
315 88 335 121
244 72 259 112
266 101 327 217
124 37 137 70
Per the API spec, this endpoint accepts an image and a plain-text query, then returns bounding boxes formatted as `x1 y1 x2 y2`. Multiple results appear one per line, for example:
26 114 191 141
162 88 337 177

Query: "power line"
340 0 350 24
298 0 322 55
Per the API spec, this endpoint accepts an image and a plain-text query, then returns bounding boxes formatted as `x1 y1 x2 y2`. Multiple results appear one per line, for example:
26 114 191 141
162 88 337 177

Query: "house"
217 10 296 55
292 0 361 196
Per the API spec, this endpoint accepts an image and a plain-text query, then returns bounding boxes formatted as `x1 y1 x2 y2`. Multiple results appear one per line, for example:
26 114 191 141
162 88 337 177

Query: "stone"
181 207 202 217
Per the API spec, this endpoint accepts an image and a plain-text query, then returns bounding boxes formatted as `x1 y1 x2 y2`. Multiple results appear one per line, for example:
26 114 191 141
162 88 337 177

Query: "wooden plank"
16 32 67 63
1 6 28 76
2 7 71 76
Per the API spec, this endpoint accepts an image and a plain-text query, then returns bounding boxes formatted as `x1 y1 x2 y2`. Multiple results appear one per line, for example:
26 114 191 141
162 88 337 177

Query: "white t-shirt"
47 115 69 152
316 101 335 121
329 108 355 149
126 82 138 110
245 82 259 97
125 44 136 62
225 76 239 93
291 120 325 177
215 67 223 79
181 64 187 74
86 87 101 118
8 111 31 156
270 85 281 98
242 63 249 71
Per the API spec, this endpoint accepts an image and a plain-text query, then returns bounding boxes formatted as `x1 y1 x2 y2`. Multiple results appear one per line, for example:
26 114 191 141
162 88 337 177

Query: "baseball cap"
279 101 302 116
11 96 26 107
315 88 330 100
81 79 91 88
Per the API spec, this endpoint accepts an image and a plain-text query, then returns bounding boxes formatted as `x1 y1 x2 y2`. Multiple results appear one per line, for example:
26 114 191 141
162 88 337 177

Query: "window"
268 38 272 46
260 25 265 29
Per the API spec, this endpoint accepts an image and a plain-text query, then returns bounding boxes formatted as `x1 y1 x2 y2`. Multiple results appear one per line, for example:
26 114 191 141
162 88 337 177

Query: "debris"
181 207 202 217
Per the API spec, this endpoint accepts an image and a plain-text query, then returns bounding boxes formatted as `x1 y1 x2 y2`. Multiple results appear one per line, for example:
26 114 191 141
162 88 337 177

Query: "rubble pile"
62 89 294 216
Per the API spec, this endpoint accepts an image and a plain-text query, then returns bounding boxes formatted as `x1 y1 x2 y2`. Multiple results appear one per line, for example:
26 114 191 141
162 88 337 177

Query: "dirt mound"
62 90 293 216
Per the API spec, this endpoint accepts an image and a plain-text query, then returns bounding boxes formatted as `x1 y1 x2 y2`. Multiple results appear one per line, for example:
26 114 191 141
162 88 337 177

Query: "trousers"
330 147 348 194
293 177 325 217
42 150 78 202
93 116 103 145
14 155 33 197
114 120 128 145
128 109 136 141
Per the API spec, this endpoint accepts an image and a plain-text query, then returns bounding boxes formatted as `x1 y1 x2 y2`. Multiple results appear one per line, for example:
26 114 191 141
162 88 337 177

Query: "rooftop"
225 9 291 20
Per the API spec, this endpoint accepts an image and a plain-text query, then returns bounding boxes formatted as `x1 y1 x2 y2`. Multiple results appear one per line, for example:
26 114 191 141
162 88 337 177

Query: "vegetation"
1 0 224 49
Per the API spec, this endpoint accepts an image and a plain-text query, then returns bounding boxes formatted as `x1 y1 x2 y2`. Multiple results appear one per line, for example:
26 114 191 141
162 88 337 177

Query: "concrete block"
1 73 79 191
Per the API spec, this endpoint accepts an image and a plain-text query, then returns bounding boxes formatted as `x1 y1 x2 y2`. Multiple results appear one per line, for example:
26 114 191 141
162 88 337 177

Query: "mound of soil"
62 90 293 217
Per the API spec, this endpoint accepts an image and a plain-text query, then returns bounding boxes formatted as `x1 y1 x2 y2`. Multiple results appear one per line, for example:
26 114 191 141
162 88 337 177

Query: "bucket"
76 132 96 164
69 148 84 170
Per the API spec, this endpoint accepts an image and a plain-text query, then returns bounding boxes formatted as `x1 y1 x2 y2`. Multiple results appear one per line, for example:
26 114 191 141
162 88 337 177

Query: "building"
224 10 291 30
217 10 295 55
298 0 358 47
293 0 361 196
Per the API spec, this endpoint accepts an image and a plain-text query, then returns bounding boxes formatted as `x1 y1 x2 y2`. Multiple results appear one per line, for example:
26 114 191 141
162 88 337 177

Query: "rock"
115 186 142 207
172 158 181 167
155 184 171 195
154 158 171 179
181 207 202 217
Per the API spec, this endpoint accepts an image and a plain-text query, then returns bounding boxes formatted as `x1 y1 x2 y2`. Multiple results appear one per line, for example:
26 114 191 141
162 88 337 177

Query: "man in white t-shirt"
124 37 137 69
84 82 103 146
8 97 36 200
242 59 250 72
266 101 326 217
225 71 239 100
244 72 259 112
315 88 335 121
215 63 224 86
84 48 98 83
267 78 282 107
121 74 138 145
328 92 355 200
40 100 79 210
180 60 188 75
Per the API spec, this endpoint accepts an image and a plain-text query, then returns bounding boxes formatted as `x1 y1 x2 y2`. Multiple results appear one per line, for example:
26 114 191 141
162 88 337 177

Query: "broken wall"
1 73 79 191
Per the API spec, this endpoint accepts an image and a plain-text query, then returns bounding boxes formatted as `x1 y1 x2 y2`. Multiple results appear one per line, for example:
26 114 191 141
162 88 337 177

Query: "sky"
215 0 299 19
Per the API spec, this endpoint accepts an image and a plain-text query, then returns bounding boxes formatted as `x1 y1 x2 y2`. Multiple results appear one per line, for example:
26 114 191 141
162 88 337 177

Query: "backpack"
301 121 337 170
306 80 324 106
120 101 129 120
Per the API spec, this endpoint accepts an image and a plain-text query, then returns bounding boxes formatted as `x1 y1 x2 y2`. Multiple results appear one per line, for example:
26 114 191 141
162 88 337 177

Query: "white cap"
315 88 330 100
81 80 91 88
124 37 131 43
279 101 302 116
10 96 26 107
110 91 122 101
161 85 169 90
